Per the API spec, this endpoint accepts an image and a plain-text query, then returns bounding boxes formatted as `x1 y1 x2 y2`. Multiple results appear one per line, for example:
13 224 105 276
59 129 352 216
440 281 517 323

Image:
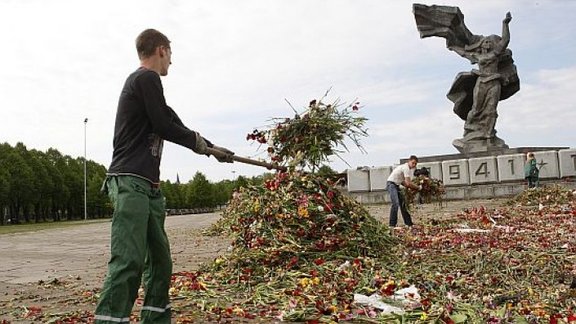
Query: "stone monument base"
401 146 569 163
347 147 575 202
452 136 509 155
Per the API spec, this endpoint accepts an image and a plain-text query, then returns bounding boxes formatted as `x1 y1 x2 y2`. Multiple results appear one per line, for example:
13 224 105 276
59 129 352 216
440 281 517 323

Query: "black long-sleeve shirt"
108 67 211 184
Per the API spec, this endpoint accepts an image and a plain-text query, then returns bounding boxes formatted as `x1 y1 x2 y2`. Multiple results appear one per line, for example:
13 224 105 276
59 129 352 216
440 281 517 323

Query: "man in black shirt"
95 29 233 324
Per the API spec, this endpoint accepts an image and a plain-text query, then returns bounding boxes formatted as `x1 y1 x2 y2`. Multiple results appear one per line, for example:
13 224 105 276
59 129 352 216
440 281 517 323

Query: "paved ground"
0 213 226 285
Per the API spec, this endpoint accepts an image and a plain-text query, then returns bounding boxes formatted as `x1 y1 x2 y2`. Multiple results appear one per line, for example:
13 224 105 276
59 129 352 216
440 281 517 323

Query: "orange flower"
297 205 309 218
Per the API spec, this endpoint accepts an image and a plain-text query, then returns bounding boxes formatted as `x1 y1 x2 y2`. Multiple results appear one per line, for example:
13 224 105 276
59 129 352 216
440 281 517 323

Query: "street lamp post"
84 118 88 221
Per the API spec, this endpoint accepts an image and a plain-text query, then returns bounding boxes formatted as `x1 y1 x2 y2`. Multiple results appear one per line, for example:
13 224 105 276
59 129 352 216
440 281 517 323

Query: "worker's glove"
193 132 208 154
212 145 235 163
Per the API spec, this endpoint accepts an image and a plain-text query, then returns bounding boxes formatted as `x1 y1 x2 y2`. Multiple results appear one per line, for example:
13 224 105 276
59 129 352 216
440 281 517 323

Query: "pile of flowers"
171 97 575 322
188 171 400 321
213 171 396 261
403 175 446 210
246 96 367 171
506 184 575 207
170 184 576 323
183 96 402 321
388 186 576 323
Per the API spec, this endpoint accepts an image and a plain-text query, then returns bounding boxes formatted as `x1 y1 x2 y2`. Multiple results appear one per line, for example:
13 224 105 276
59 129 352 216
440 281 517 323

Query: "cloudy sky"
1 0 574 183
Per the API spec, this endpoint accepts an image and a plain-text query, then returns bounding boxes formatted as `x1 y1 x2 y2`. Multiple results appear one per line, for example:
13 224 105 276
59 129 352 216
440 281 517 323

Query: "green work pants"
95 175 172 323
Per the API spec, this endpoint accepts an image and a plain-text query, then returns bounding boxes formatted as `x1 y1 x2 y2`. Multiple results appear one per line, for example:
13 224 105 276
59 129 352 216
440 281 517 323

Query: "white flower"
337 260 350 271
446 290 460 301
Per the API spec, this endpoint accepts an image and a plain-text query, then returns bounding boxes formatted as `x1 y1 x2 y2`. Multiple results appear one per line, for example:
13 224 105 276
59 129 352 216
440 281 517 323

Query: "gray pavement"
0 213 221 285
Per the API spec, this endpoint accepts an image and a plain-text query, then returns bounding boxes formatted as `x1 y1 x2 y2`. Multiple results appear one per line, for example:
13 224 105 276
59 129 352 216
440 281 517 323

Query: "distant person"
524 152 539 189
94 29 234 324
387 155 422 228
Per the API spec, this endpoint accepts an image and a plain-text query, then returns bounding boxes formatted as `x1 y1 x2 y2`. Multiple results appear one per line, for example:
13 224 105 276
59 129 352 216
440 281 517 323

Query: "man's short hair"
409 155 418 162
136 29 171 59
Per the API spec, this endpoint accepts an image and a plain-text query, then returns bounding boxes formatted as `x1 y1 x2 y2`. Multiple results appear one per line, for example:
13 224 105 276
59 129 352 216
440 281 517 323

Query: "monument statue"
413 4 520 154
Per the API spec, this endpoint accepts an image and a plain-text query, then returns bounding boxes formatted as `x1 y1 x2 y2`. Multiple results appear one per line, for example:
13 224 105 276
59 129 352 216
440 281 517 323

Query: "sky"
1 0 574 183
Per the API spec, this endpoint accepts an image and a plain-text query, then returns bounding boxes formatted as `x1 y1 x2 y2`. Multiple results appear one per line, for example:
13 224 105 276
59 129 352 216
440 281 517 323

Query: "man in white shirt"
386 155 421 227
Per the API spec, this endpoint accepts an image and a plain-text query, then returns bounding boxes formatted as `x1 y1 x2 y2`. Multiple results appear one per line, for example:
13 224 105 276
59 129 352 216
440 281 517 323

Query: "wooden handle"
206 147 287 172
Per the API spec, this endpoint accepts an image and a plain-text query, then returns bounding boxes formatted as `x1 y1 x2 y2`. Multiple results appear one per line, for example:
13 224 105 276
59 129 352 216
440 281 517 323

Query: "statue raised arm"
413 5 519 154
448 12 511 64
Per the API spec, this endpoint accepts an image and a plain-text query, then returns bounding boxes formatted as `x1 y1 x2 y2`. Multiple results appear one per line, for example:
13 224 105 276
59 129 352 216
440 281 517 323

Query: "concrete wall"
346 149 576 203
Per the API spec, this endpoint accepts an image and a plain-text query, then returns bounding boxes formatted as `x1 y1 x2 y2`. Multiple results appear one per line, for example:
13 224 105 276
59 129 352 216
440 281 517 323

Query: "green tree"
317 165 337 178
45 148 69 221
161 180 176 209
162 180 187 209
0 143 112 225
186 172 214 208
64 157 84 219
213 180 234 207
0 144 12 224
86 161 111 218
161 180 181 209
13 143 41 222
25 150 54 222
4 146 35 224
234 175 250 190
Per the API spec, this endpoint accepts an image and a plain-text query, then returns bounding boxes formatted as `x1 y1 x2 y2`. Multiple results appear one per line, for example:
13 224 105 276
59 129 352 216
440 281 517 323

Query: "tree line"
161 172 264 213
0 142 267 226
